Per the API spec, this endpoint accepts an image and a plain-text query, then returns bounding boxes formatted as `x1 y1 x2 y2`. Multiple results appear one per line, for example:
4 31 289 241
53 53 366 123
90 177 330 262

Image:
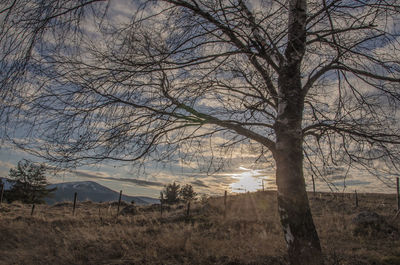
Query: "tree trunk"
274 60 324 265
274 97 323 264
274 66 324 265
274 126 324 265
272 1 324 263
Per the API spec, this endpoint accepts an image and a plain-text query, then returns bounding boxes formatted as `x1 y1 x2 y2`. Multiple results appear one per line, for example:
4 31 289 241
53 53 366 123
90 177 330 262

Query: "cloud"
190 179 209 188
117 177 164 187
331 180 372 187
0 161 14 170
74 169 164 187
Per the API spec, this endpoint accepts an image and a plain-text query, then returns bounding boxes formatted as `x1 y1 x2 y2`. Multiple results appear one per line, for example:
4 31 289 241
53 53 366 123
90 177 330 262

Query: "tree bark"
274 125 323 264
274 40 324 265
273 2 323 262
274 87 323 264
272 1 324 263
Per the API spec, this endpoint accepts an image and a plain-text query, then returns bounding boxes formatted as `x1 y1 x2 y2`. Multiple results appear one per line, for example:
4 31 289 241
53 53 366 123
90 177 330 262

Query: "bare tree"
2 0 400 264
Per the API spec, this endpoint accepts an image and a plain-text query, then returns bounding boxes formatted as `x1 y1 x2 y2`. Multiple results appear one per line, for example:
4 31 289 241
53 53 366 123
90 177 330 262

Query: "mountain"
0 178 159 205
0 177 13 190
46 181 159 205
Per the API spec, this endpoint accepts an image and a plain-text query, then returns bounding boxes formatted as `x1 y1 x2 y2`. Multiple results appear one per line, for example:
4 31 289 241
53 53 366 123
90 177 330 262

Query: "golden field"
0 191 399 265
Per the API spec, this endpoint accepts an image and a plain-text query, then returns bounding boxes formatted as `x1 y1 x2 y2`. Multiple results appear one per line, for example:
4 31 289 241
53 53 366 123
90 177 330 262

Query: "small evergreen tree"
179 184 197 202
160 182 181 205
6 160 56 204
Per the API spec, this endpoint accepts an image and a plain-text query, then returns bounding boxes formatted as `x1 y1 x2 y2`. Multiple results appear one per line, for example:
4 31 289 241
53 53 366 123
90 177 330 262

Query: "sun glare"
230 167 274 193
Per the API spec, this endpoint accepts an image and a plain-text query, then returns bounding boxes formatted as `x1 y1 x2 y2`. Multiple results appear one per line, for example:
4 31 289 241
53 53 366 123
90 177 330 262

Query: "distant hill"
0 178 159 205
46 181 160 205
0 177 13 190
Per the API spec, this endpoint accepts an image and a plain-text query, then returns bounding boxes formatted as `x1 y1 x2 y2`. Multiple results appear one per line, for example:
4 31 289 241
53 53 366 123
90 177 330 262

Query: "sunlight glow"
229 167 275 193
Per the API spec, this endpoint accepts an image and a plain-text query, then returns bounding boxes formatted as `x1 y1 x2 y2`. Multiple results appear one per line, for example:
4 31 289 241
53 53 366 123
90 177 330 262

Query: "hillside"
0 191 399 265
0 178 159 205
0 178 13 190
46 181 159 205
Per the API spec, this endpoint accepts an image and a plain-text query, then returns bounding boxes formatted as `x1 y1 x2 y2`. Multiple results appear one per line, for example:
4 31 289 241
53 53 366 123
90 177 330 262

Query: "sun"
229 167 269 193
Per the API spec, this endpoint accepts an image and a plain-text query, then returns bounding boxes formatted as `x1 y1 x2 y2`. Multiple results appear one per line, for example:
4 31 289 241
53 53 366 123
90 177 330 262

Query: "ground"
0 191 399 265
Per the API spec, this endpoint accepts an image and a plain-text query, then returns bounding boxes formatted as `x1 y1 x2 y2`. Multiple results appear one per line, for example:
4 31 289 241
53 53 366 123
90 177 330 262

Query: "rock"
119 205 137 216
352 211 398 237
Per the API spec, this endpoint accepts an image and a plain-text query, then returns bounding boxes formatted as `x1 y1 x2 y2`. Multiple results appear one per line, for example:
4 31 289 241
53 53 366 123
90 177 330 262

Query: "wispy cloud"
190 179 209 188
74 170 164 187
331 180 372 187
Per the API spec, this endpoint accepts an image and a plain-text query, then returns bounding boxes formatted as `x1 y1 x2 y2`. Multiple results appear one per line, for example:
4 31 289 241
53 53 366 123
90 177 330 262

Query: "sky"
1 1 399 198
0 142 397 198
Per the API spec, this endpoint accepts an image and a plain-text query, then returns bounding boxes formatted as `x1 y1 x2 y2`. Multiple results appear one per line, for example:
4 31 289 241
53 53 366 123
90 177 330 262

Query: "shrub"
180 184 197 202
160 182 181 205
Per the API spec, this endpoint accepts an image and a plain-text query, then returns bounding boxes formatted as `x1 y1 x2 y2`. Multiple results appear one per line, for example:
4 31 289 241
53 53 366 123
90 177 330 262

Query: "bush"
180 184 197 202
160 182 181 205
160 182 197 205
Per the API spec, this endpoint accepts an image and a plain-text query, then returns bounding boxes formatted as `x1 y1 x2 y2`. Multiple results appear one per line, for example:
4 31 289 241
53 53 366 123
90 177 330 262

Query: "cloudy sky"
1 1 399 198
0 141 396 198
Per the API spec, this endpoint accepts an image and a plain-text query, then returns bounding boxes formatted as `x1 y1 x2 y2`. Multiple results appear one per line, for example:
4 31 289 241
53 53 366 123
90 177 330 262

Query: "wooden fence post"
0 184 4 205
397 177 400 211
72 192 77 216
311 174 316 196
31 204 35 216
355 190 358 208
160 193 164 217
262 179 265 192
224 190 227 218
186 201 191 219
117 190 122 217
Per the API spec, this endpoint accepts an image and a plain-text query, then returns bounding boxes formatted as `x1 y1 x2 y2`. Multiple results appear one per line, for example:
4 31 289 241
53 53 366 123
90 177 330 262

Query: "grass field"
0 191 399 265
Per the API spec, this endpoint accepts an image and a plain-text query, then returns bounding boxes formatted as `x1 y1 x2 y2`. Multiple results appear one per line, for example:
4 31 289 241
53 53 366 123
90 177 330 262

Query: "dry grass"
0 191 399 265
